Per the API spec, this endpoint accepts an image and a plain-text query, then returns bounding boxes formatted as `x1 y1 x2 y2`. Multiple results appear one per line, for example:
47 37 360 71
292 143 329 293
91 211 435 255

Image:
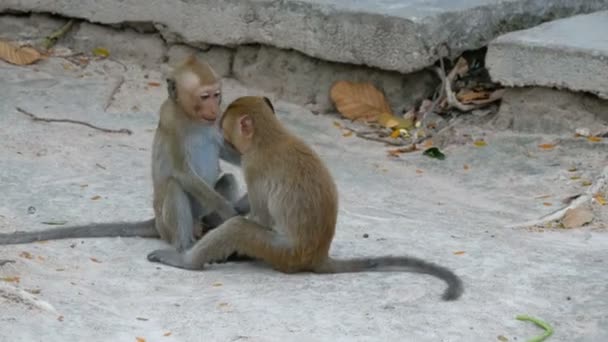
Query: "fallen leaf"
538 143 556 150
90 257 102 263
92 47 110 58
497 335 509 342
456 89 491 103
41 220 67 225
581 180 592 187
332 121 342 128
91 195 101 200
342 131 353 137
543 202 552 206
415 169 423 174
423 147 446 160
212 282 223 287
0 40 41 65
19 251 34 260
136 337 146 342
1 276 20 283
567 167 578 172
463 164 470 170
329 81 392 122
473 139 487 147
389 129 401 139
57 315 64 322
453 251 465 255
377 112 413 129
594 193 606 205
587 136 602 143
562 207 594 228
163 332 172 337
387 145 417 157
147 82 161 87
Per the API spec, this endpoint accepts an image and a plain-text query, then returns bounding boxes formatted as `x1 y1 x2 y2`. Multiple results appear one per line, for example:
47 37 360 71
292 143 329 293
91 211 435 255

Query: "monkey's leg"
148 217 292 270
162 179 196 251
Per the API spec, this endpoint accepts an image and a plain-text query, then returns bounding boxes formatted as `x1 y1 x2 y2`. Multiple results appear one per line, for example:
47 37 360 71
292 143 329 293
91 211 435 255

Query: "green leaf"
423 147 446 160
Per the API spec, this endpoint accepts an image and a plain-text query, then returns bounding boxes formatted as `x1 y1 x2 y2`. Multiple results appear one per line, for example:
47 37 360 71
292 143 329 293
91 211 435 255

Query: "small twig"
104 75 125 111
0 260 15 267
44 19 75 49
16 107 132 135
343 126 410 146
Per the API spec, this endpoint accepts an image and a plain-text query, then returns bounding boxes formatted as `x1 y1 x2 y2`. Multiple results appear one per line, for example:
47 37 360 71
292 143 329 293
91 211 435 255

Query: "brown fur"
149 96 463 300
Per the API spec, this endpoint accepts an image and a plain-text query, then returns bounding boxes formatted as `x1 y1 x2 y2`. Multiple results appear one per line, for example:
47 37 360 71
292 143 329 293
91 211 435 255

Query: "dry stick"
16 107 132 135
104 75 125 111
342 125 411 146
44 19 75 49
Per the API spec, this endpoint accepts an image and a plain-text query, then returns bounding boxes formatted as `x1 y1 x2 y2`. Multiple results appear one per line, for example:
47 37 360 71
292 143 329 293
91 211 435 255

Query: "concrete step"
1 0 607 74
487 10 608 99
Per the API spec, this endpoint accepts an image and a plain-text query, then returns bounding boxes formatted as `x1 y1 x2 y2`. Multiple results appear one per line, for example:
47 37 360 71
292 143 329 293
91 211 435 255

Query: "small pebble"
362 233 369 238
27 206 36 214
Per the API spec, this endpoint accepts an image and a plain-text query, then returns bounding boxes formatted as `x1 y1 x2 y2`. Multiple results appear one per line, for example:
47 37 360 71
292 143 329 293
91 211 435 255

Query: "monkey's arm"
172 167 238 220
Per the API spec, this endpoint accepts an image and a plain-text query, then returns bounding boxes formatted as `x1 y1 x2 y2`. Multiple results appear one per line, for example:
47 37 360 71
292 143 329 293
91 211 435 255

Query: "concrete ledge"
487 11 608 99
2 0 608 74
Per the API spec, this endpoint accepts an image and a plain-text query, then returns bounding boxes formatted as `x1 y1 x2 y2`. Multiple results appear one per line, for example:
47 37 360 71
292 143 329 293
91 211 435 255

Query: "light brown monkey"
0 56 249 252
148 96 463 301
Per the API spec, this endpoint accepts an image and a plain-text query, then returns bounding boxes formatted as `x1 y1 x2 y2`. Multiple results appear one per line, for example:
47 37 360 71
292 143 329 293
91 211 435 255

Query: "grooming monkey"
148 96 463 301
0 56 249 251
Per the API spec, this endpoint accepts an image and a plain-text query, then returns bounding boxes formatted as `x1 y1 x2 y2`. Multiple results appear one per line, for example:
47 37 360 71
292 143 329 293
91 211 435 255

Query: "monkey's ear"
239 115 254 138
262 97 275 114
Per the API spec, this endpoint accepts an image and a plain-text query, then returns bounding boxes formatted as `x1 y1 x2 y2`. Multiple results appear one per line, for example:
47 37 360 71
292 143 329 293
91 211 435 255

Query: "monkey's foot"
147 248 198 270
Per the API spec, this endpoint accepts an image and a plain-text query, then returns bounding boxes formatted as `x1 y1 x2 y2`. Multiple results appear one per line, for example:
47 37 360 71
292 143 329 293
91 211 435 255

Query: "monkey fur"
148 96 463 301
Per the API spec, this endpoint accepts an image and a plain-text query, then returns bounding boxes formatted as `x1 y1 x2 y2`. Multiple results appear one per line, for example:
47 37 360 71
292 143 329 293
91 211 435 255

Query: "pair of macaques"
0 56 463 301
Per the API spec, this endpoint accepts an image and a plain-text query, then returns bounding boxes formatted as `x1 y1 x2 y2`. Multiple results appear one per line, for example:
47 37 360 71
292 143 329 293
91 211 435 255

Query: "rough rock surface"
487 10 608 99
2 0 608 73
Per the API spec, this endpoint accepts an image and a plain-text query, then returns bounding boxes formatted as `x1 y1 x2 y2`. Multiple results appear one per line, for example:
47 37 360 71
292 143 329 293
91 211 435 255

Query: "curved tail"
314 256 463 301
0 218 158 245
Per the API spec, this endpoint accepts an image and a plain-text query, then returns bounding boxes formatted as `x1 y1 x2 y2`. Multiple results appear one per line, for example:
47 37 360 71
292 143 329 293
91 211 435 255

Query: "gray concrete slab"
2 0 608 73
487 10 608 99
0 57 607 341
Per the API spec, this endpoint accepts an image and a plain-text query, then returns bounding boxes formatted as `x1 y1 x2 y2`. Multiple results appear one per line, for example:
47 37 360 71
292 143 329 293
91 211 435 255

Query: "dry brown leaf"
342 131 353 137
330 81 392 122
587 136 602 143
415 169 424 174
456 89 491 103
136 337 146 342
538 143 556 150
147 82 161 87
1 276 20 283
91 195 101 200
542 202 552 206
387 145 417 157
19 251 34 260
92 47 110 58
163 332 172 337
562 207 594 228
0 40 42 65
467 89 506 105
57 315 64 322
453 251 465 255
463 164 470 170
90 257 102 263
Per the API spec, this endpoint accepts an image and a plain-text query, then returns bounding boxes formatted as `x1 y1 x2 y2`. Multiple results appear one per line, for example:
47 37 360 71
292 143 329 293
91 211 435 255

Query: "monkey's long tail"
0 218 158 245
314 256 463 301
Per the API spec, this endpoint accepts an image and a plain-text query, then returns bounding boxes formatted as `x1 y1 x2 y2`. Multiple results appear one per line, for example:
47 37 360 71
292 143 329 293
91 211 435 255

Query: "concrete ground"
0 56 607 342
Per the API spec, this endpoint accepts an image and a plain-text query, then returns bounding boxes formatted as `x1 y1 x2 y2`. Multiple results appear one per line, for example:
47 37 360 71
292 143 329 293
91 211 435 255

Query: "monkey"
0 56 250 253
147 96 464 301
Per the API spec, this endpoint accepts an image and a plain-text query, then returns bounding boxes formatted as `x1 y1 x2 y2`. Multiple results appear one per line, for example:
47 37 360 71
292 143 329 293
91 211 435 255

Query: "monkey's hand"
234 194 250 215
173 168 238 220
147 248 200 270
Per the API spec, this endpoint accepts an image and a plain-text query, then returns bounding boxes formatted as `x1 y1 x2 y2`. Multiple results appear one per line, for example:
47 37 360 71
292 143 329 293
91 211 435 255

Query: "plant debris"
423 147 446 160
16 107 132 135
562 207 594 228
516 315 553 342
0 40 42 65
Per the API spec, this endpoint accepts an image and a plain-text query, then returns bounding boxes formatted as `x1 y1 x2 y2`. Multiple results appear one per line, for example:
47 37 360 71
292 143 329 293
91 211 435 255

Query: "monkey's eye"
200 94 210 100
214 92 221 98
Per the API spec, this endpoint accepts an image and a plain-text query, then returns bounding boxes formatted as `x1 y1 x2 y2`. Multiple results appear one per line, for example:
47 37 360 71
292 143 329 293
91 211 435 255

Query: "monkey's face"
178 73 221 123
